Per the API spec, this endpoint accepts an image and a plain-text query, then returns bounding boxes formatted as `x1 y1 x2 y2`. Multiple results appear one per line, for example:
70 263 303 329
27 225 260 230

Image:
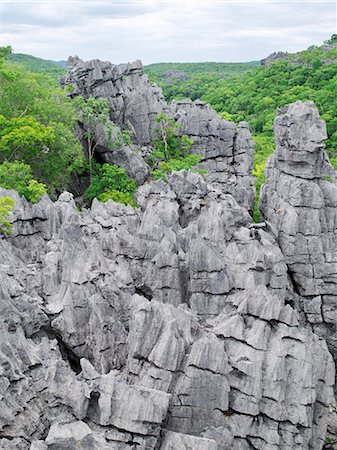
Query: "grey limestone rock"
63 58 255 212
260 101 337 364
0 156 335 449
160 431 217 449
261 51 289 66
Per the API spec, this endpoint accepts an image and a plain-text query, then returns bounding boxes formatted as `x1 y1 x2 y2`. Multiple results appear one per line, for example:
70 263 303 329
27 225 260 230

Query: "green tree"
312 58 322 70
0 57 83 193
0 196 15 235
0 115 54 162
155 112 177 161
85 163 137 207
324 34 337 45
0 46 12 62
0 161 47 202
148 113 201 180
74 96 112 182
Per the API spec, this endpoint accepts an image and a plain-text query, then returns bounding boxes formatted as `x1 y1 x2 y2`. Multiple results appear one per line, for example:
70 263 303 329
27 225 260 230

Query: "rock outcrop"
260 100 337 364
260 51 289 66
62 58 255 212
2 55 337 448
162 70 189 83
1 111 336 448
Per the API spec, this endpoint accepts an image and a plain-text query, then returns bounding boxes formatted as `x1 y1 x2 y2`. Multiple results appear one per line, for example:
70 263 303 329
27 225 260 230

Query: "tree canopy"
0 47 84 195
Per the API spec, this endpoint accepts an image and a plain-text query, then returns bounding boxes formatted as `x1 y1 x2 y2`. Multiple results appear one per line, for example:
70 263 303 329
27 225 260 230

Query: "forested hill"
6 53 67 79
145 61 259 77
201 35 337 151
198 35 337 219
144 61 259 100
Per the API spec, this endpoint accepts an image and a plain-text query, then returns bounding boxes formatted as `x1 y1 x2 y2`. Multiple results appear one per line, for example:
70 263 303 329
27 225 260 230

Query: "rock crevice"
0 86 336 449
63 58 255 212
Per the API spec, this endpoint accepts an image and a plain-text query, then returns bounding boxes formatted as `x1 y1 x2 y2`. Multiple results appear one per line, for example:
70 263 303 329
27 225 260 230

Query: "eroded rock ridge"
63 57 255 212
0 89 336 449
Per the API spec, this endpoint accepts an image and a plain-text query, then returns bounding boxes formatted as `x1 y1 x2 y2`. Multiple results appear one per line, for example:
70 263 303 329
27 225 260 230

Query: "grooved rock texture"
260 101 337 364
62 58 255 212
0 130 336 449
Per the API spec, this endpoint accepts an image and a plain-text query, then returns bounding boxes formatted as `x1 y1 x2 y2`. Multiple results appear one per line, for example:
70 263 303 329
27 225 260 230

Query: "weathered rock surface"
261 51 289 66
1 110 336 450
63 57 255 212
162 70 189 83
260 101 337 365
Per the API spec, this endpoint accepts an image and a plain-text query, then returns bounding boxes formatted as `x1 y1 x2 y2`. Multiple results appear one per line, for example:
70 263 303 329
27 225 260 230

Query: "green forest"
0 46 84 201
7 53 67 79
147 35 337 217
144 61 259 103
0 35 337 224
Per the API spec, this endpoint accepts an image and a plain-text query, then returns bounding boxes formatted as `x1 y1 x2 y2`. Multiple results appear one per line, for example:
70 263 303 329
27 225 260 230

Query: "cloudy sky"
1 0 336 63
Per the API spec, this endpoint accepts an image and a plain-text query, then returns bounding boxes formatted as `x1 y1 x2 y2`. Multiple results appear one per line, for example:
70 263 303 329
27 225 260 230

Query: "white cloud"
1 0 336 63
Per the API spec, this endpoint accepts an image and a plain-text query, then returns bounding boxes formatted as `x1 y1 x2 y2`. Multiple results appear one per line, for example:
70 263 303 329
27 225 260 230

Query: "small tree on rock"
74 96 112 182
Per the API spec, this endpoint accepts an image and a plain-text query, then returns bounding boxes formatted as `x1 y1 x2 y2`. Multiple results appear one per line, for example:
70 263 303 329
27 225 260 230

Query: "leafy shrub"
153 154 204 180
324 435 334 445
0 115 55 161
0 196 15 235
98 189 137 207
121 130 133 146
0 161 47 202
85 163 137 207
148 113 201 179
74 96 112 181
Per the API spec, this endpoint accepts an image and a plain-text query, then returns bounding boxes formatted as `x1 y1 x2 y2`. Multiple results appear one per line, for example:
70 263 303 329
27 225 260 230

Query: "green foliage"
200 45 337 153
121 130 133 146
74 96 112 181
74 96 111 131
153 154 203 180
324 435 334 445
0 46 12 62
324 34 337 45
165 36 337 221
148 113 200 180
144 62 259 102
98 189 137 207
6 52 66 80
0 57 83 193
0 196 15 235
251 135 275 222
0 161 47 202
85 163 137 207
148 113 193 164
0 115 55 160
329 155 337 172
26 179 48 203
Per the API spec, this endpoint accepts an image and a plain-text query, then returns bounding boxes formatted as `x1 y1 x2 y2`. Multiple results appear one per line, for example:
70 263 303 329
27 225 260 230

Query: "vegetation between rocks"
0 196 14 235
1 36 337 218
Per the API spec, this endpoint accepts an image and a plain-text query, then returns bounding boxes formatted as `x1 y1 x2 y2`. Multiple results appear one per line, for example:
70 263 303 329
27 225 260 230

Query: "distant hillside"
261 35 337 67
144 61 259 101
198 34 337 220
6 53 67 79
145 61 259 77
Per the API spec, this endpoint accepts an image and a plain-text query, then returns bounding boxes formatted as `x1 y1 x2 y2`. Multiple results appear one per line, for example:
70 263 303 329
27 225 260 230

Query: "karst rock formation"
0 59 337 450
63 57 255 213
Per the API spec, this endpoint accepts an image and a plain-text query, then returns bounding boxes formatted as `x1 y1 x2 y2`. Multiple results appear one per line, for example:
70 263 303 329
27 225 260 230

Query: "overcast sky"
1 0 336 64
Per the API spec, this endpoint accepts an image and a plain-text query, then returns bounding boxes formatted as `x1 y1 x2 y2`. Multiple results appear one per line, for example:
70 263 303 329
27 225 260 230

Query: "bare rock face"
260 101 337 365
63 58 255 213
260 51 289 66
0 141 335 450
